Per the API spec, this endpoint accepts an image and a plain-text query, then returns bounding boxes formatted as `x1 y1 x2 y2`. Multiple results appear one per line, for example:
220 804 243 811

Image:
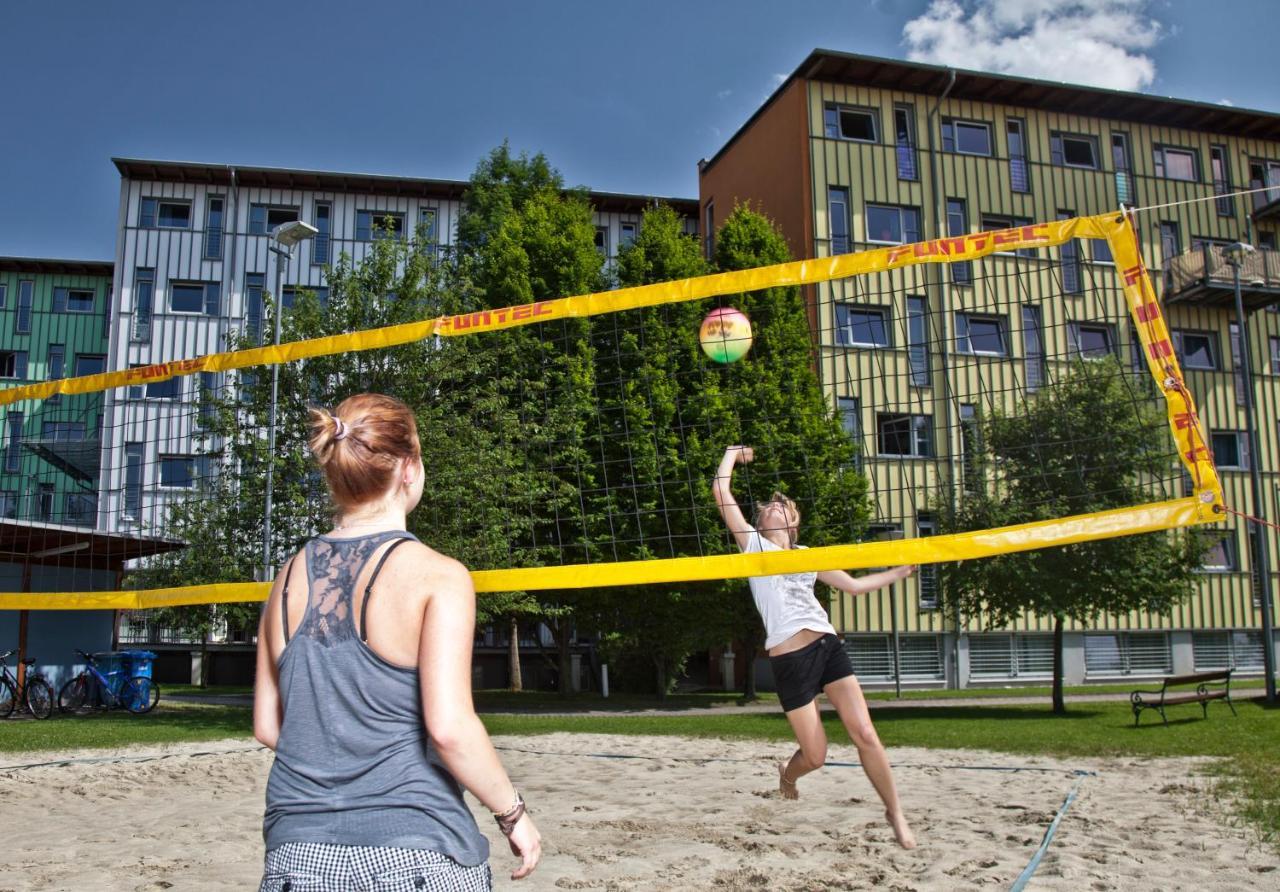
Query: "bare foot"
886 810 916 849
778 762 798 800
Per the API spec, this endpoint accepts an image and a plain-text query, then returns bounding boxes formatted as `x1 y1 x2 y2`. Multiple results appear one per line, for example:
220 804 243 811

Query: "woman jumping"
713 445 917 849
254 393 541 889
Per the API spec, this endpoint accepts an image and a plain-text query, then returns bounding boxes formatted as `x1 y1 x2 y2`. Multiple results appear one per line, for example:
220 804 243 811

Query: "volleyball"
699 307 753 364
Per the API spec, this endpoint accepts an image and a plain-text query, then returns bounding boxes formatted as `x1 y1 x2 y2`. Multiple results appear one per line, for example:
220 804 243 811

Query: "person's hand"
725 445 754 464
895 565 918 581
506 812 542 880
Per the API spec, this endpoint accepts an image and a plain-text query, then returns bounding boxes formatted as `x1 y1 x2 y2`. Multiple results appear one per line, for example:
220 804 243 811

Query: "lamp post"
1223 241 1277 704
261 220 318 583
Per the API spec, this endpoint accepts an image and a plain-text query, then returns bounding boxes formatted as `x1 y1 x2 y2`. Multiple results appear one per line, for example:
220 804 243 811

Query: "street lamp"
1223 241 1277 705
262 220 318 583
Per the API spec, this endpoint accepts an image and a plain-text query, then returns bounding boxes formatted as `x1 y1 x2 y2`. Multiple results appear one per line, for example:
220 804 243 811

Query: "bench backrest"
1164 670 1232 687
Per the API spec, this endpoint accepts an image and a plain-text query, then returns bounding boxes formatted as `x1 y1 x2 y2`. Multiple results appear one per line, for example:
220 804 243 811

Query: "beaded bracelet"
494 791 526 837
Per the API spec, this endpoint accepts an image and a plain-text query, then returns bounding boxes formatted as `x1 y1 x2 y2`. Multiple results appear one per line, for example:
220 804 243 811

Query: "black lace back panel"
294 532 412 646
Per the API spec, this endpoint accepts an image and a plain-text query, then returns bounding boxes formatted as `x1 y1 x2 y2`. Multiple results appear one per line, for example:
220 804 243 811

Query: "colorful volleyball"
699 307 753 364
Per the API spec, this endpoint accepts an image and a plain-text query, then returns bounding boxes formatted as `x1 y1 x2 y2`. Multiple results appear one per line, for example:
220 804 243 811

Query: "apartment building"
102 159 697 544
700 50 1280 688
0 257 113 528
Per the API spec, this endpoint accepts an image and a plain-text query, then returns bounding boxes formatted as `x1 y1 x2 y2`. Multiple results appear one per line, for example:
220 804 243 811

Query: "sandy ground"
2 733 1277 891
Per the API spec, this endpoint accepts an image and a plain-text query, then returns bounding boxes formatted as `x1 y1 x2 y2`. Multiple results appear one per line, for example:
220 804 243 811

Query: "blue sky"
1 0 1275 260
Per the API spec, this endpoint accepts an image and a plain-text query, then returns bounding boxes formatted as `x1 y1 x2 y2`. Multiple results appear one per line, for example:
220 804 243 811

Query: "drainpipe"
926 68 962 687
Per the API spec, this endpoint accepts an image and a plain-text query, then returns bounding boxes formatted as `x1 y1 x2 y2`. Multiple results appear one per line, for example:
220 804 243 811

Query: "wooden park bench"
1130 669 1236 726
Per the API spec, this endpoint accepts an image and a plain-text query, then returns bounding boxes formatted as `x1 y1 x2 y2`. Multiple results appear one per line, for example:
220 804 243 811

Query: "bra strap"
359 537 414 642
280 552 301 644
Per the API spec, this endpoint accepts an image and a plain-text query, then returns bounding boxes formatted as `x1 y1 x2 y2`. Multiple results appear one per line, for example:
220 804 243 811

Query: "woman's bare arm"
712 446 756 551
817 565 916 595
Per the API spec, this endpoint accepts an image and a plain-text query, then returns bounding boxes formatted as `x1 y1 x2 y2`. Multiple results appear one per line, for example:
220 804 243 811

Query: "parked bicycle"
58 649 160 715
0 650 54 719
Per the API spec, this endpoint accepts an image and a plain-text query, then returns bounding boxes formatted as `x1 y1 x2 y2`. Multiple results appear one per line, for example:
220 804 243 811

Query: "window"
594 226 608 256
73 354 105 376
828 188 850 254
281 286 329 309
47 344 64 404
704 201 715 259
1271 336 1280 374
0 350 28 379
133 268 154 341
838 397 861 466
42 421 86 441
16 280 33 333
169 281 220 315
312 201 331 265
917 515 937 609
1211 431 1250 469
53 287 95 313
907 295 929 386
1153 144 1200 182
245 272 264 344
1090 238 1113 264
37 483 54 522
0 490 15 519
140 198 192 229
1050 132 1099 169
955 313 1007 357
877 413 932 457
0 283 5 309
1069 322 1115 359
865 204 920 244
1159 221 1181 264
960 404 981 493
823 104 878 142
941 118 992 156
1193 630 1266 671
1085 632 1171 676
1171 329 1218 370
1007 118 1030 192
1058 211 1082 294
123 443 143 520
969 634 1054 678
620 222 638 249
203 195 226 259
64 493 96 526
1112 133 1134 204
249 204 299 236
843 634 943 681
159 455 196 488
982 214 1037 257
418 206 439 244
356 210 406 241
1249 159 1280 210
894 104 918 180
129 366 180 401
947 199 971 284
1199 530 1238 571
1210 146 1233 216
1022 306 1045 392
834 304 890 348
5 412 22 473
197 372 219 428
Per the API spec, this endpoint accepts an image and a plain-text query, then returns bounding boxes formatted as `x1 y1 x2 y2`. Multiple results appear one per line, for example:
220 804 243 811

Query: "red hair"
307 393 421 509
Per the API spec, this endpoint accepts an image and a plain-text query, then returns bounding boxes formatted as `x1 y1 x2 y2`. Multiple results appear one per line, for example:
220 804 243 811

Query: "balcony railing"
1165 245 1280 308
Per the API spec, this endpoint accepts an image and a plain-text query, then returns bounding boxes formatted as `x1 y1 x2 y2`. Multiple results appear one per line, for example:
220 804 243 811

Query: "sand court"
2 732 1276 890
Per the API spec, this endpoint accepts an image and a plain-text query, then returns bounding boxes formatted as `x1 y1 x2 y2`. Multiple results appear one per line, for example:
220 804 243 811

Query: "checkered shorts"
260 842 492 891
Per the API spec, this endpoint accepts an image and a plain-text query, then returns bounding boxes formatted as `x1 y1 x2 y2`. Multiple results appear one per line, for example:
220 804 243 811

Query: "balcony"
1253 194 1280 224
1163 244 1280 309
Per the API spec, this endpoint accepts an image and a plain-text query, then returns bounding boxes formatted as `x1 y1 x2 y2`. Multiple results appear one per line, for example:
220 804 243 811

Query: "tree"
936 357 1200 713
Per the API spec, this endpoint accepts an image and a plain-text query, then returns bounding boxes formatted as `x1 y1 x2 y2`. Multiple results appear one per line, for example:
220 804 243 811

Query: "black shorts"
769 633 854 712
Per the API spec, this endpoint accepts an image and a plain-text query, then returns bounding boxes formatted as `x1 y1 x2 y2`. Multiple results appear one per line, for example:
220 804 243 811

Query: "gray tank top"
263 530 490 865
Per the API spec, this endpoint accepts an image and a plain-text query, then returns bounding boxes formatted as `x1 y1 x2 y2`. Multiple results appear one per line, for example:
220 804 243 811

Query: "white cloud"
902 0 1165 91
716 89 733 100
1218 98 1234 107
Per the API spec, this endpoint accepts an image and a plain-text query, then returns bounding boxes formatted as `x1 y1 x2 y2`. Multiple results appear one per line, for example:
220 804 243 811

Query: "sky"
1 0 1276 260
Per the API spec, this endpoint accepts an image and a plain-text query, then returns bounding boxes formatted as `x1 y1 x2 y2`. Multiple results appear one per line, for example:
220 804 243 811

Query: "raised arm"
817 565 917 595
712 445 756 551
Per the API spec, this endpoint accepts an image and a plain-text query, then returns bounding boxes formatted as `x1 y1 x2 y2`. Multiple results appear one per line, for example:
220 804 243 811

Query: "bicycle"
58 649 160 715
0 650 54 719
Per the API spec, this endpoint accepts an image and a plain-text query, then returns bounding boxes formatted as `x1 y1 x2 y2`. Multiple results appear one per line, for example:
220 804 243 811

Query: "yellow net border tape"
1 214 1223 609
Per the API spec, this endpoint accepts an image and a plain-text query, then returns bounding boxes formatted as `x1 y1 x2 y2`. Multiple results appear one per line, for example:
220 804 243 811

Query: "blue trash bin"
119 650 157 712
91 651 127 699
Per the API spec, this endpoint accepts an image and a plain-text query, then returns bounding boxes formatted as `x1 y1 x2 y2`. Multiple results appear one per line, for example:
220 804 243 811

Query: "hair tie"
331 414 348 441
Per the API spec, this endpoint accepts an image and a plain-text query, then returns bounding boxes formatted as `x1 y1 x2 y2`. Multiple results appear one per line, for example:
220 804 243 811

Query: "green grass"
0 703 252 755
163 684 255 697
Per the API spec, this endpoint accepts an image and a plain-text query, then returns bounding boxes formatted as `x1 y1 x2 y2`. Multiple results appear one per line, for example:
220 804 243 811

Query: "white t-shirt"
741 528 836 650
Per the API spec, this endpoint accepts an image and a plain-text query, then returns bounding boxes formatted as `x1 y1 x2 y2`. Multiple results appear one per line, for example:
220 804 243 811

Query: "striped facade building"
700 50 1280 688
101 159 697 543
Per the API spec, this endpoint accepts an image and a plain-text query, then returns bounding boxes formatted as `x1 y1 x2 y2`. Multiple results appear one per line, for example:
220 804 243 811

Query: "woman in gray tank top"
254 393 541 890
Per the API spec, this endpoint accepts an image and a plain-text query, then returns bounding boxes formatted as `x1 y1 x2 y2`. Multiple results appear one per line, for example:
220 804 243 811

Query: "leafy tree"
936 357 1200 713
